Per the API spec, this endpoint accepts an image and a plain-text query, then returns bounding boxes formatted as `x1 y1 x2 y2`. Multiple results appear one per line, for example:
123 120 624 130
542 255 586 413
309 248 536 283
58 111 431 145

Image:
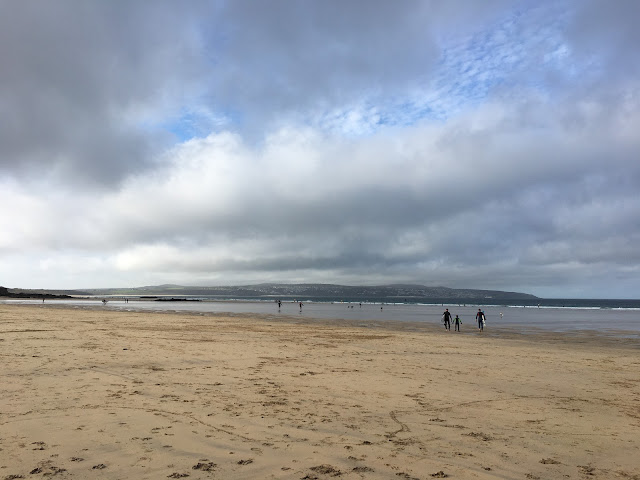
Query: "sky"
1 0 639 298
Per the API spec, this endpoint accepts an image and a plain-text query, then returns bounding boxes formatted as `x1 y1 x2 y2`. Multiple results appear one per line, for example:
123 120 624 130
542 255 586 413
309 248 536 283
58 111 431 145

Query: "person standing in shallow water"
442 308 452 330
454 314 462 332
476 309 485 331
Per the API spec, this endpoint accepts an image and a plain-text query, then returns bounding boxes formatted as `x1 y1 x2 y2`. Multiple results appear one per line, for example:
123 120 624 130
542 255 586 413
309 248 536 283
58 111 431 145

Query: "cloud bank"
1 0 638 298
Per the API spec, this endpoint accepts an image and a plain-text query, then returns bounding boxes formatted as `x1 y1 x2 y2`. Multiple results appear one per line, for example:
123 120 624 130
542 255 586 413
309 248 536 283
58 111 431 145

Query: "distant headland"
0 286 73 300
1 283 538 302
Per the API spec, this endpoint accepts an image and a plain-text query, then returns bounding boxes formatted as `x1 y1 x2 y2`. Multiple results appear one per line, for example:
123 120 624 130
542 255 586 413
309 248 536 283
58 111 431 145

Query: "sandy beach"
1 304 638 479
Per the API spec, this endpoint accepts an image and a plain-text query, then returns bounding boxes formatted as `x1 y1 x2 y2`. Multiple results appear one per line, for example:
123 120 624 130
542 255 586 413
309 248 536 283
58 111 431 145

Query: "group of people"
442 308 486 332
276 300 304 311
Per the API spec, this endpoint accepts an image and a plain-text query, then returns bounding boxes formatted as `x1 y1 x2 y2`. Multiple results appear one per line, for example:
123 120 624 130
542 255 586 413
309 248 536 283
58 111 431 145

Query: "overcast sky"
1 1 639 298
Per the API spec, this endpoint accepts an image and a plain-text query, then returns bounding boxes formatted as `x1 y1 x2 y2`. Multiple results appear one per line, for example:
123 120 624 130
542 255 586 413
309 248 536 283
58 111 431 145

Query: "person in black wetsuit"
443 308 452 330
476 309 485 331
454 314 462 331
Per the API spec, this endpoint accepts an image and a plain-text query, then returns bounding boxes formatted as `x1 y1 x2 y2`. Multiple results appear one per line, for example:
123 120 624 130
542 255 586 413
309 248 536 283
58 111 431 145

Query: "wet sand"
1 304 639 479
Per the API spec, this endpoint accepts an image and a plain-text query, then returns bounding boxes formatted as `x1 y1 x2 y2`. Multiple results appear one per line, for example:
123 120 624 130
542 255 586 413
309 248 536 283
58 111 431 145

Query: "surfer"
476 309 485 331
442 308 452 330
454 315 462 331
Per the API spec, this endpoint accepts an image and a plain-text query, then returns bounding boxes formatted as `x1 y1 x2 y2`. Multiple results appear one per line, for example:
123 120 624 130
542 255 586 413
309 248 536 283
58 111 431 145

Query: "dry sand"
1 304 639 479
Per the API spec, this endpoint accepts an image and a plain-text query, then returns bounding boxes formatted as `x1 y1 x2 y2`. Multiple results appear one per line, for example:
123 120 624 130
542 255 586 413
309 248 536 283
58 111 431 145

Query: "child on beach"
454 315 461 331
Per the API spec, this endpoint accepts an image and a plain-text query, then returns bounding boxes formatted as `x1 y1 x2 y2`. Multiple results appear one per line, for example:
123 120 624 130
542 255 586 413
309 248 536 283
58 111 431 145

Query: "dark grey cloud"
211 1 440 109
566 0 640 76
0 1 209 186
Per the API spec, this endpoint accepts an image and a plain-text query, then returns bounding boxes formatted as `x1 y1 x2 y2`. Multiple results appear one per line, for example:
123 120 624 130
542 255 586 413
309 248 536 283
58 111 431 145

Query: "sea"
3 296 640 338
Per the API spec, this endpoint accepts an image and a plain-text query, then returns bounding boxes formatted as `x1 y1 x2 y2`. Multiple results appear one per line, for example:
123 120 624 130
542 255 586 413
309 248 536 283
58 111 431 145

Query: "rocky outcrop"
0 286 72 299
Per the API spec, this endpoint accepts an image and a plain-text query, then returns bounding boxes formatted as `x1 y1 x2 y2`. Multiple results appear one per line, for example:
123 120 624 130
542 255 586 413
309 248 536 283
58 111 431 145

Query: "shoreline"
2 301 639 349
1 304 639 479
4 294 640 309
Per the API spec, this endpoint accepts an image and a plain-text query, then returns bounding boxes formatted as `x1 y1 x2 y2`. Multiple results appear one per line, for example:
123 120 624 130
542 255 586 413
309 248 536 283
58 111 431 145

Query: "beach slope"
1 305 638 479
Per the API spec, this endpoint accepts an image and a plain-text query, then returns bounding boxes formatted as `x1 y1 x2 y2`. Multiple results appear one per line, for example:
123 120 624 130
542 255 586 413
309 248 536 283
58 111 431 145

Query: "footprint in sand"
578 465 596 475
352 466 374 473
431 472 448 478
396 473 420 480
310 464 341 476
192 462 216 472
464 431 493 441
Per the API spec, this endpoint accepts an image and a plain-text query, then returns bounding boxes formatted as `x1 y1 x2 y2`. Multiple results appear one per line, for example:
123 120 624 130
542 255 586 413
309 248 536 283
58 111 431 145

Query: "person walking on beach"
299 302 303 311
454 314 462 332
442 308 452 330
476 309 485 331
